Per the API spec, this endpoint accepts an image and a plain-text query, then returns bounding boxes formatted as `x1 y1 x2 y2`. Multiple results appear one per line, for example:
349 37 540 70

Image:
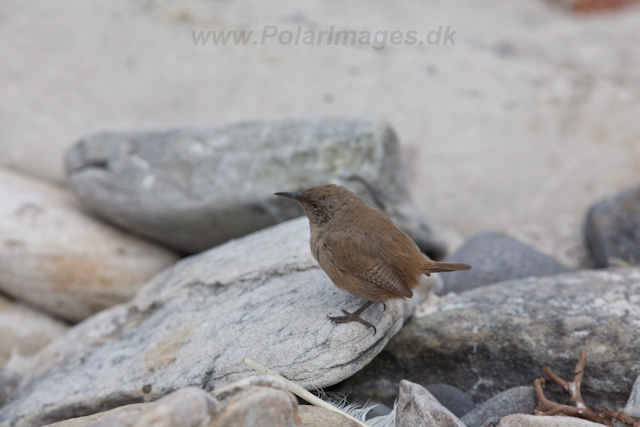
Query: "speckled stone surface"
335 269 640 411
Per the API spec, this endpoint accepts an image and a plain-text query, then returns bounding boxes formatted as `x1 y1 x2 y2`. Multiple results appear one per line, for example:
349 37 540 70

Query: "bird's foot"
328 310 377 335
328 300 378 334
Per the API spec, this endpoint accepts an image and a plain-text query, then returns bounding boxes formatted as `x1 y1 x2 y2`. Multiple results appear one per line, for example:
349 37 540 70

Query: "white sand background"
1 0 639 268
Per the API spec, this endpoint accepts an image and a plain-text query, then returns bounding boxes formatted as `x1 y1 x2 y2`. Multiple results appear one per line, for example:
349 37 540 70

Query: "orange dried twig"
533 350 640 426
533 350 608 425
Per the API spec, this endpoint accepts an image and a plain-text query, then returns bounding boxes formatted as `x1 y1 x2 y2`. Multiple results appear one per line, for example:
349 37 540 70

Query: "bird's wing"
324 232 413 298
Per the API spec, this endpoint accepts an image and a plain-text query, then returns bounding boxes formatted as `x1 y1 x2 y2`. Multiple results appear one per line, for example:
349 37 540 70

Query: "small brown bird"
275 184 470 334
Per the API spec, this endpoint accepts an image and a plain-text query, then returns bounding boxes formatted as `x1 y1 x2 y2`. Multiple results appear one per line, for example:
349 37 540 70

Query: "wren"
275 184 470 334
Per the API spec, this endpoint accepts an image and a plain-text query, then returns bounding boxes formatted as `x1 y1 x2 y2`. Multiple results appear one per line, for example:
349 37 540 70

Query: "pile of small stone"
1 118 639 427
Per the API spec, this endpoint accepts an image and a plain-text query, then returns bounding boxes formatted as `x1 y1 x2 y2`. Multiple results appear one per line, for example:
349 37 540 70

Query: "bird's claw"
328 311 377 335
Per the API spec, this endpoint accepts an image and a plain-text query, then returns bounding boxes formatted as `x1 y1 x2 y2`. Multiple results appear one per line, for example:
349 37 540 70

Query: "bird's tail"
423 261 471 275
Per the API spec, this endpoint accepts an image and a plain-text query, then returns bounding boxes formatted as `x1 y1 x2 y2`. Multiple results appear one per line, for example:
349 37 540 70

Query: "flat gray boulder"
0 217 421 426
335 269 640 411
65 118 444 258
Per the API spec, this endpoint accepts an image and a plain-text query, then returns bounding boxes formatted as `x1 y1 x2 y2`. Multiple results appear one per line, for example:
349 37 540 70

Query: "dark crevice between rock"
81 158 109 171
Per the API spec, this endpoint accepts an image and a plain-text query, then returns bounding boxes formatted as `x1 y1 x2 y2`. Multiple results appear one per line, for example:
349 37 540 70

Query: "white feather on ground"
313 389 397 427
244 357 396 427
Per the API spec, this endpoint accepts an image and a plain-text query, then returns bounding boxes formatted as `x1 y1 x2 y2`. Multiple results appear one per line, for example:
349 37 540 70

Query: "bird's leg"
328 300 378 334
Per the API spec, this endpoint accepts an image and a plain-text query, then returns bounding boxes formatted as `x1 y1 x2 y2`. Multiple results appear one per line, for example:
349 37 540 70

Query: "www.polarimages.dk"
192 26 457 50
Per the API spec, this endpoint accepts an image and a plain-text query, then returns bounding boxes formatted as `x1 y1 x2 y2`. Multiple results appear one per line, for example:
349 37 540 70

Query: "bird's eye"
312 202 319 210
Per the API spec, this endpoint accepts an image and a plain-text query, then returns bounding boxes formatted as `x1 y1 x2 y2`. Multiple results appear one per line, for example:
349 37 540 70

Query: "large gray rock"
585 185 640 268
0 217 424 426
624 374 640 418
65 118 445 258
335 269 640 411
440 232 571 295
0 168 179 322
396 380 466 427
44 377 302 427
461 386 537 427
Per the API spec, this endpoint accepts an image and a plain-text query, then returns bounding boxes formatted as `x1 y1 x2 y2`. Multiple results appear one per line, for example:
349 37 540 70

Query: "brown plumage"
275 184 470 333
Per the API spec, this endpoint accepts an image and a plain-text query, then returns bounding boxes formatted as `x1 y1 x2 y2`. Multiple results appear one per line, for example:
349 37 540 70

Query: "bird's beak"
274 192 302 200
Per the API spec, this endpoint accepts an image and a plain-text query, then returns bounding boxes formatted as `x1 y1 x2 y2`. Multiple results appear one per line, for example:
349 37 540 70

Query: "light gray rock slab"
396 380 466 427
461 386 536 427
487 414 603 426
65 118 445 258
440 232 571 294
0 167 179 322
0 217 421 426
334 269 640 411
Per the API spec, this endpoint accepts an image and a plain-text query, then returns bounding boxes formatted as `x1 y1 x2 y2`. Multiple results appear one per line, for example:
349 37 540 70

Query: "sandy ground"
1 0 639 267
